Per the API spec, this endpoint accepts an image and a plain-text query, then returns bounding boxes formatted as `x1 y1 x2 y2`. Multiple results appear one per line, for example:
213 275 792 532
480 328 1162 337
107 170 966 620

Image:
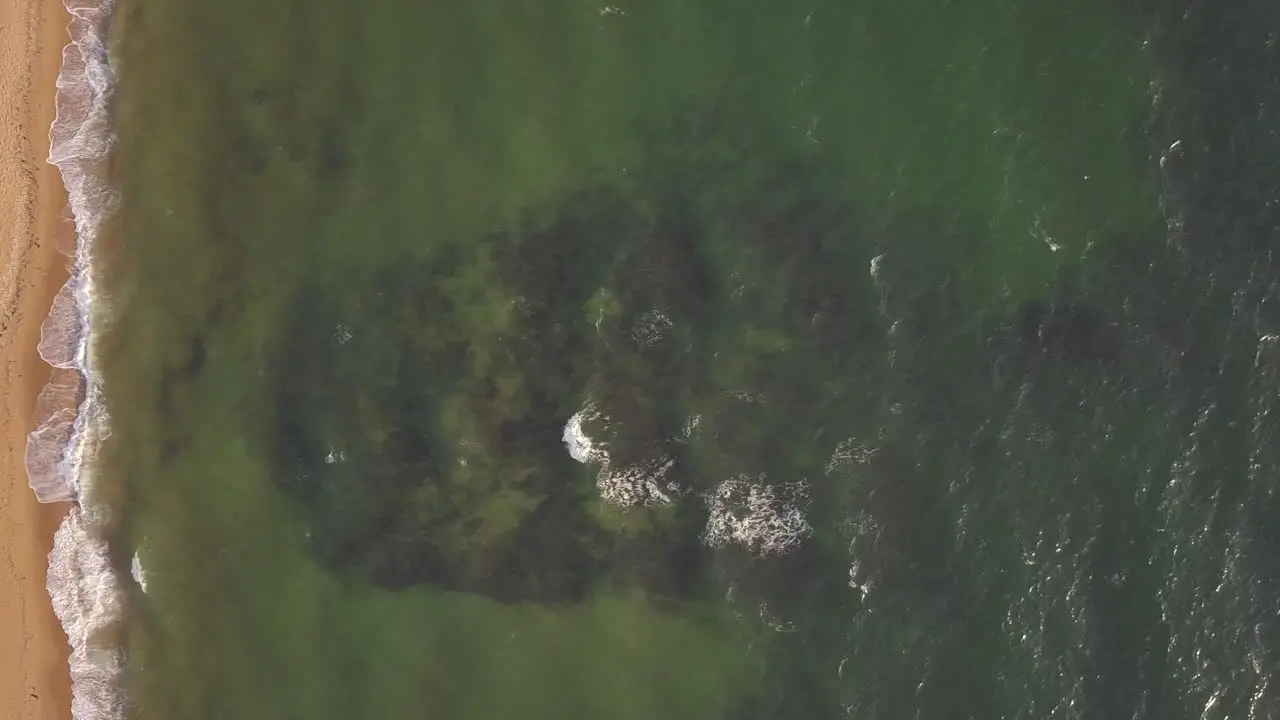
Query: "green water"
101 0 1176 717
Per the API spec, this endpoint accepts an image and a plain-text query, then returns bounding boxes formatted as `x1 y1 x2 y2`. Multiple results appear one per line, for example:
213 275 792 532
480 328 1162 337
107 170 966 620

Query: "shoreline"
0 0 77 717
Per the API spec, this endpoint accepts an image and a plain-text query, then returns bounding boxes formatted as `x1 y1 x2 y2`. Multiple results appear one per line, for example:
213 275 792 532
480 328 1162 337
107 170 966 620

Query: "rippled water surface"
83 0 1280 718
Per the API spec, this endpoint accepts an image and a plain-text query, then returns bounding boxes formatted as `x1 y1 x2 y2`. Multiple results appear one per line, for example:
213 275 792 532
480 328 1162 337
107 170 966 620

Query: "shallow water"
47 0 1280 717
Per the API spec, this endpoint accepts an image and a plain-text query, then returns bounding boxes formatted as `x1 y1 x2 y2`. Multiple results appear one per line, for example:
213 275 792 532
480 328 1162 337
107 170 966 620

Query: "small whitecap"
723 389 764 404
869 254 885 281
562 405 604 463
825 437 878 475
597 454 680 507
631 308 673 346
130 552 148 593
675 414 701 442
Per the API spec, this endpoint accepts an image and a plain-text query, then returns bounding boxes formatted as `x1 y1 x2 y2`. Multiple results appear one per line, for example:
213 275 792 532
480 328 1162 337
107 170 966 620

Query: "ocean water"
29 0 1280 717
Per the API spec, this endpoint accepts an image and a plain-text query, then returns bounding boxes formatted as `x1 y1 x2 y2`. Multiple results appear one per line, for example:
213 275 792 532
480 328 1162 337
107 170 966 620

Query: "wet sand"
0 0 76 716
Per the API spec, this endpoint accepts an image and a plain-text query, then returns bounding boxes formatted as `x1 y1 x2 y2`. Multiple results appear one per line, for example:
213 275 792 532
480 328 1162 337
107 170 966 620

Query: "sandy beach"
0 0 76 716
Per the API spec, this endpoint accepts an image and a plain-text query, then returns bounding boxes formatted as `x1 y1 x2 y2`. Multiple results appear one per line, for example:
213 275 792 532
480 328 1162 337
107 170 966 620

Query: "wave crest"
47 507 124 720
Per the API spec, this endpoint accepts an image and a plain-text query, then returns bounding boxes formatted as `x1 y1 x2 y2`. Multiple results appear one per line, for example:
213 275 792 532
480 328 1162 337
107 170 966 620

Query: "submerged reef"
266 99 1119 608
267 188 726 605
268 176 761 605
270 244 693 605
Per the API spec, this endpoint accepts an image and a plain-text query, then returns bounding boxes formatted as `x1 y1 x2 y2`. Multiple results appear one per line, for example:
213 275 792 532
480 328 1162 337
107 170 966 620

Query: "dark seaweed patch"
1016 299 1120 364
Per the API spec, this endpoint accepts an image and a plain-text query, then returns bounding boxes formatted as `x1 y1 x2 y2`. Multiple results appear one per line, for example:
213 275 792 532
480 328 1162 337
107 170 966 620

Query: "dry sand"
0 0 76 716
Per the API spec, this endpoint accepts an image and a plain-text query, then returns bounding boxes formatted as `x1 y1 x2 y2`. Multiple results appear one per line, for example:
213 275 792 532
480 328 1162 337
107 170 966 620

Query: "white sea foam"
48 508 125 720
129 552 147 593
824 436 879 476
26 0 121 717
562 404 601 464
564 398 817 550
564 404 812 554
332 323 353 345
702 475 812 557
630 307 672 346
563 402 683 507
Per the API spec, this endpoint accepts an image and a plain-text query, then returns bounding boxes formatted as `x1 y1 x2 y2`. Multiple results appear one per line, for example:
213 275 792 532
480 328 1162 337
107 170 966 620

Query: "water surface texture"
87 0 1280 717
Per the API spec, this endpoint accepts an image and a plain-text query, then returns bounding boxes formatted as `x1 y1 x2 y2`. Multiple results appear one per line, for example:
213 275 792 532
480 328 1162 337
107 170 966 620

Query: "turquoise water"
58 0 1280 717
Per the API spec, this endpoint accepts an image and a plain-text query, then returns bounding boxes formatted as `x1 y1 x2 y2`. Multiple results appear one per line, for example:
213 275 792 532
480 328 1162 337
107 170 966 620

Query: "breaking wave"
563 402 812 557
27 0 121 718
48 508 124 720
563 402 684 507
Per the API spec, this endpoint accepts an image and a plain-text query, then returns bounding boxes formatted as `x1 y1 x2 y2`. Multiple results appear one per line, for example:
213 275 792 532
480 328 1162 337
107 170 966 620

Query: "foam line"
29 0 123 717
